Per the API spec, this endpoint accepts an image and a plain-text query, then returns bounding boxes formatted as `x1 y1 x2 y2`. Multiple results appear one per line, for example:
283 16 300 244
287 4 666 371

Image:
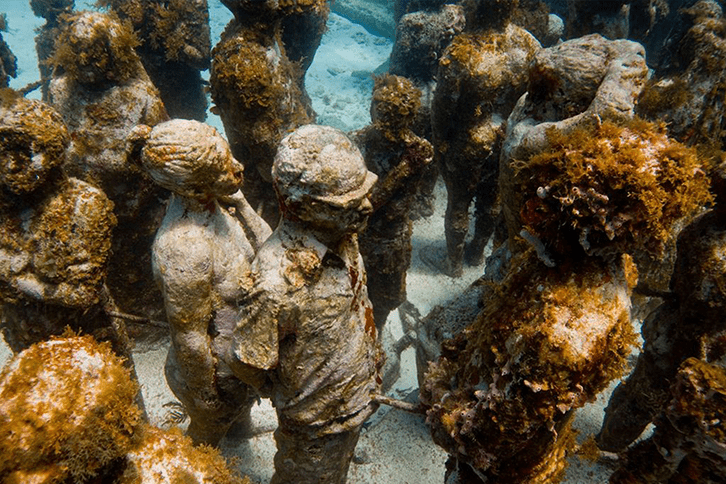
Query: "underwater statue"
421 30 711 483
609 344 726 483
225 125 383 484
499 33 649 247
0 91 117 352
210 0 323 228
29 0 74 101
389 3 466 84
0 14 16 89
354 75 433 331
353 74 433 391
636 0 726 150
131 118 271 446
99 0 212 121
0 333 250 484
48 10 170 324
598 162 726 455
0 333 142 483
423 0 541 277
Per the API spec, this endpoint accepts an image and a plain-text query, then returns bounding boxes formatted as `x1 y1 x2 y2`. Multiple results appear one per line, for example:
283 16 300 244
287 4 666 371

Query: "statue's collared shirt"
231 220 382 435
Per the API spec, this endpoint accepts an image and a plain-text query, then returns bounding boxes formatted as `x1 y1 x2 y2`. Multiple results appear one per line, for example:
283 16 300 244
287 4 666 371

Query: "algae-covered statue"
0 333 251 484
29 0 74 101
225 125 383 484
0 14 17 90
424 0 541 277
0 91 117 352
354 74 433 333
48 10 170 323
130 119 271 446
421 32 711 483
98 0 212 121
210 0 322 227
598 162 726 459
353 74 433 391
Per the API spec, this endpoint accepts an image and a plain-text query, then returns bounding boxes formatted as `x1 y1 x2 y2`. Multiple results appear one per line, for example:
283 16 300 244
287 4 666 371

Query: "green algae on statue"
130 119 271 446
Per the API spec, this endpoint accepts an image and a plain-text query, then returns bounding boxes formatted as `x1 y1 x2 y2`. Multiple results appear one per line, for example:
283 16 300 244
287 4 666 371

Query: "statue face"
74 41 113 85
301 188 374 239
209 136 245 197
0 134 53 195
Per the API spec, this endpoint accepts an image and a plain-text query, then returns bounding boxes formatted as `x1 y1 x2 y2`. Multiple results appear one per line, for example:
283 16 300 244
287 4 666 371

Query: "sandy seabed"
0 1 628 482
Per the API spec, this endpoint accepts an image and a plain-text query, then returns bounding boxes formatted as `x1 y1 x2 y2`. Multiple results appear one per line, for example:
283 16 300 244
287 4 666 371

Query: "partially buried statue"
48 10 170 324
0 91 117 352
130 119 271 446
225 125 383 484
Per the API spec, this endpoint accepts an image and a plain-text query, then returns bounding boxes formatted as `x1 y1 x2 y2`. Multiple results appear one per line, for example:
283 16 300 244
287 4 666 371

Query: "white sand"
1 2 624 482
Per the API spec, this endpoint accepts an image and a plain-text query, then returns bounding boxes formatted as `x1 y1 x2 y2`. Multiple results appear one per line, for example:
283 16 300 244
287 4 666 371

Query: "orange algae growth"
514 119 712 259
423 250 638 482
51 10 141 84
120 426 251 484
0 333 143 482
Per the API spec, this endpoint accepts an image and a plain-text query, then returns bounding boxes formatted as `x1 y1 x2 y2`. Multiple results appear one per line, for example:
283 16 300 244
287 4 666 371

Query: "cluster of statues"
0 0 725 483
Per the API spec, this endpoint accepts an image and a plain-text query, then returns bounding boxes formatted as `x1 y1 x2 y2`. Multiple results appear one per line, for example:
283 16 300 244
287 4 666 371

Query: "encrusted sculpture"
210 0 324 227
29 0 74 101
423 0 541 277
0 333 249 484
354 75 433 331
48 10 170 323
0 91 117 352
636 0 726 150
0 333 142 483
132 118 271 446
225 125 383 484
99 0 212 121
598 162 726 457
421 32 710 483
0 14 16 89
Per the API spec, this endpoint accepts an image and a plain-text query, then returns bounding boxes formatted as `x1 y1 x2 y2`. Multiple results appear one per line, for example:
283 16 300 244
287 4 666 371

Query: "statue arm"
220 189 272 250
153 226 218 397
370 135 434 211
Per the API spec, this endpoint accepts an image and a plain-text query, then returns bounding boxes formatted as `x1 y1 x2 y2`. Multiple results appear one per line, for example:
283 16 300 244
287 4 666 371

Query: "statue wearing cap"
225 125 383 484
